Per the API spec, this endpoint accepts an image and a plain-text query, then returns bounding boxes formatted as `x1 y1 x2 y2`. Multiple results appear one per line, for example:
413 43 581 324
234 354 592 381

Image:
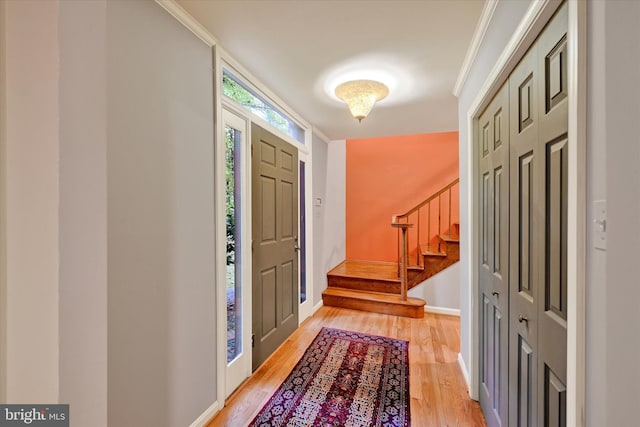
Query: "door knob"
293 236 300 252
518 315 528 324
491 290 499 296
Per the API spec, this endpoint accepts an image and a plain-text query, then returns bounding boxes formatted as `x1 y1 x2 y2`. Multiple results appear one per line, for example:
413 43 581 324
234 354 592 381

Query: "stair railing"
391 178 459 281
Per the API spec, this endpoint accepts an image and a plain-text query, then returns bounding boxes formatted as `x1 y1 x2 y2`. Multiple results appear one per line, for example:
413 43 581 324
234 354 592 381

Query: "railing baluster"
400 226 408 301
416 208 421 265
391 178 458 263
407 213 411 267
448 187 452 236
427 201 431 252
438 194 442 252
397 227 400 276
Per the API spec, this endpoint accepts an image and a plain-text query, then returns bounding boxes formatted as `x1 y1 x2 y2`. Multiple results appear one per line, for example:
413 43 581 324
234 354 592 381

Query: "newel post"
391 221 412 302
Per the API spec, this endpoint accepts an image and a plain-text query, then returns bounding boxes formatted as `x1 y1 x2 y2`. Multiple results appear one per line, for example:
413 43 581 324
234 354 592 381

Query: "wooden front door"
478 82 509 427
251 124 299 370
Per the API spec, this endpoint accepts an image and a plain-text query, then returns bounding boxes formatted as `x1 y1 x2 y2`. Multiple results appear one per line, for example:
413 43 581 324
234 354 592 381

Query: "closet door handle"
518 315 529 324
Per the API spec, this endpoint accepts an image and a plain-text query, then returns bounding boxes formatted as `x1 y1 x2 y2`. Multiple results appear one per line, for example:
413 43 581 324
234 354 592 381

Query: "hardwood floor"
207 306 486 427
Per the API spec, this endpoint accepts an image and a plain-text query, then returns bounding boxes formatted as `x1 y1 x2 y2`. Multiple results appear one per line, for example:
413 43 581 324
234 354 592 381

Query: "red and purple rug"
249 327 410 427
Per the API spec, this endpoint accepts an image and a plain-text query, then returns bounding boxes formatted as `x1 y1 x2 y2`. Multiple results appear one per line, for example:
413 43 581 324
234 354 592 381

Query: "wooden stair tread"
327 260 400 283
439 234 460 243
420 244 447 257
323 287 425 307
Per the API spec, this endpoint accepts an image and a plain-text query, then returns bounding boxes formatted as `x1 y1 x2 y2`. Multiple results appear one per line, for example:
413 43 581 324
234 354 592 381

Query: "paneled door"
508 3 568 427
478 82 510 427
251 124 299 370
509 43 541 427
535 3 568 425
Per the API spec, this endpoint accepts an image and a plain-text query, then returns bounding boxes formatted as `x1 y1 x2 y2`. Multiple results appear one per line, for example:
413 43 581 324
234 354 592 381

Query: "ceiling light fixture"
334 79 389 122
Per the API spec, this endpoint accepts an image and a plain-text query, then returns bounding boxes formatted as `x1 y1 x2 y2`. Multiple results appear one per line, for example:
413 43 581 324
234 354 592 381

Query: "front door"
251 124 299 370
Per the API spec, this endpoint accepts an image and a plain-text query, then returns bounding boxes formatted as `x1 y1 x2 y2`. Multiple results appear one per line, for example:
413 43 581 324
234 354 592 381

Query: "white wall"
312 133 329 306
3 0 61 402
456 0 531 381
314 140 347 304
58 2 108 426
600 1 640 424
408 263 460 311
0 0 7 403
106 2 216 426
585 1 607 424
3 2 218 425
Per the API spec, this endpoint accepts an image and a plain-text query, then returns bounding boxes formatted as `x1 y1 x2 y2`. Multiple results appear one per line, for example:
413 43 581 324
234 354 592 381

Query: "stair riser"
441 240 460 258
322 294 424 319
328 276 400 294
407 241 460 290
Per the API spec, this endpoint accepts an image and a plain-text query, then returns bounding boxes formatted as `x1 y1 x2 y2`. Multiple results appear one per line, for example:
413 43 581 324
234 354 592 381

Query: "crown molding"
155 0 217 47
452 0 499 97
312 127 331 144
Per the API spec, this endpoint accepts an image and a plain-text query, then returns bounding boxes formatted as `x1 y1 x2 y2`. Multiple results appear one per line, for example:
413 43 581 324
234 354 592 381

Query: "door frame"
0 0 6 403
218 54 315 327
297 149 314 322
214 48 314 405
464 1 586 425
220 107 252 397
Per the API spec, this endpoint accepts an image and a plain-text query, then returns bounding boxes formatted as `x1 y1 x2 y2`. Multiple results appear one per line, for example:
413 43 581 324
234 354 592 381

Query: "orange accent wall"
346 132 459 262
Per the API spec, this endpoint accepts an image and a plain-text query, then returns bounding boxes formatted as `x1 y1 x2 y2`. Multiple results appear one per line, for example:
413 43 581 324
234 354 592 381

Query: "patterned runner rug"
249 327 410 427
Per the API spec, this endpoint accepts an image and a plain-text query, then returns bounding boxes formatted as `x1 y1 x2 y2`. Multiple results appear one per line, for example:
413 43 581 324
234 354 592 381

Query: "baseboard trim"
189 400 220 427
313 300 324 314
458 353 471 394
424 305 460 317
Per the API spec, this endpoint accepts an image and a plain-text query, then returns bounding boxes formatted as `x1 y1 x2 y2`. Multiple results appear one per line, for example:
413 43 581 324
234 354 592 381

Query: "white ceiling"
177 0 484 140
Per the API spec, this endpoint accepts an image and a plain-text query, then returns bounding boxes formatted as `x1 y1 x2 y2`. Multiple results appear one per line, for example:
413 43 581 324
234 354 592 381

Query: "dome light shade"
334 79 389 122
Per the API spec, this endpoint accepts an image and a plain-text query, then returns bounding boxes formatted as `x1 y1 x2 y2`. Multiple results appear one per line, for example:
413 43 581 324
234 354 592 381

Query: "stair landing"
322 287 425 319
324 260 425 318
328 259 399 279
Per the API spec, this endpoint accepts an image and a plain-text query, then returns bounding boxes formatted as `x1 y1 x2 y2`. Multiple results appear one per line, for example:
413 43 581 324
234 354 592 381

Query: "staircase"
323 179 460 319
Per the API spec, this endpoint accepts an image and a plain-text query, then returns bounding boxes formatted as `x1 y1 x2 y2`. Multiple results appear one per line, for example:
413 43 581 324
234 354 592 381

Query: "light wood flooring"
206 306 486 427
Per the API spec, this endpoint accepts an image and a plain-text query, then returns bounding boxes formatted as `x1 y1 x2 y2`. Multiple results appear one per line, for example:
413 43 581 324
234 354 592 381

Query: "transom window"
222 69 305 143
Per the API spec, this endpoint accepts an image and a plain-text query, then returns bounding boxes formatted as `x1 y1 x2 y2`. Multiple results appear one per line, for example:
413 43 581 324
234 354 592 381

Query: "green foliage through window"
225 126 236 266
225 125 241 362
223 70 305 143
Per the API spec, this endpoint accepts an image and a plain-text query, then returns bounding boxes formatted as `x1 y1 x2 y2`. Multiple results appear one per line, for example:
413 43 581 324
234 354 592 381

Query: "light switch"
593 200 606 250
315 197 323 207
